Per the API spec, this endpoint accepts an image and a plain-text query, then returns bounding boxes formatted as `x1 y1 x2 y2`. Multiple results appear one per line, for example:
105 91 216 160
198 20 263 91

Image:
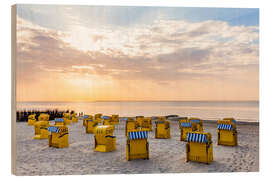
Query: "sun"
63 25 101 52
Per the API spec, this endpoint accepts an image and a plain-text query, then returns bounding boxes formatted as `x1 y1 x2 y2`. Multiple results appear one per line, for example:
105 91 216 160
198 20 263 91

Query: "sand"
15 119 259 175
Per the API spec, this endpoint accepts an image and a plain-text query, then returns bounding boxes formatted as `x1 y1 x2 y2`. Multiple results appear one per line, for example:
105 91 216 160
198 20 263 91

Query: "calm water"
16 101 259 122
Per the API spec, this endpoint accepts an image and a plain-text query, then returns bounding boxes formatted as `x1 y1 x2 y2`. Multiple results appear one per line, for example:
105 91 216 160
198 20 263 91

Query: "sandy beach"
15 119 259 175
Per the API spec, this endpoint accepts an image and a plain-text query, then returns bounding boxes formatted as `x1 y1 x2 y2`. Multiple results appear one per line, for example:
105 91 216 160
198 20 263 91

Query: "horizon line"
17 100 259 103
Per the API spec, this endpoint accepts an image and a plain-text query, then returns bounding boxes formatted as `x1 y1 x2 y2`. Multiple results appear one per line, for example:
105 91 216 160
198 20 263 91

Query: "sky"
16 5 259 102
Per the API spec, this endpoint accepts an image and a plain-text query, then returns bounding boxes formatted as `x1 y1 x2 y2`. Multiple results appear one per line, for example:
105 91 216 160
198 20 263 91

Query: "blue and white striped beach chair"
186 132 213 164
217 118 238 146
126 130 149 161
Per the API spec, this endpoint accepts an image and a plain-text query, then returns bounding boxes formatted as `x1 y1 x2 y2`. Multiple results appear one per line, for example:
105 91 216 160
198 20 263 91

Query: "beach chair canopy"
102 116 110 120
55 118 64 122
48 126 59 133
187 133 208 143
128 131 148 140
190 119 201 123
181 122 192 127
217 124 233 130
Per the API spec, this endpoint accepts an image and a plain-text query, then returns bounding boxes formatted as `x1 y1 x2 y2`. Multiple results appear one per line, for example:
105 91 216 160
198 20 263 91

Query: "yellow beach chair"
155 116 170 139
103 116 112 125
85 119 98 134
28 114 36 126
125 117 139 136
34 120 49 139
217 118 238 146
94 113 103 123
178 117 189 129
63 113 71 125
136 116 144 127
186 132 213 164
102 116 115 130
54 118 65 126
126 130 149 161
111 114 119 125
94 125 116 152
189 118 203 132
48 125 69 148
83 115 92 127
71 113 78 123
180 122 193 141
141 117 152 131
38 113 50 121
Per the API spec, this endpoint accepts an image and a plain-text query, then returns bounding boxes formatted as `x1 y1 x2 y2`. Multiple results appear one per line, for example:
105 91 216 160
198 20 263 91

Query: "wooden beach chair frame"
186 132 213 164
189 118 204 132
111 114 119 125
217 118 238 146
94 125 116 152
85 119 98 134
180 122 193 141
126 130 149 161
125 118 139 136
155 117 170 139
48 125 69 148
33 121 49 139
28 114 36 126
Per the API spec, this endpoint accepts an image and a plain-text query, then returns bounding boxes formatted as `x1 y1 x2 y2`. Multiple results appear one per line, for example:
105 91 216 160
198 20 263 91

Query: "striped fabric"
128 131 148 140
84 115 89 119
217 124 233 130
48 126 59 133
190 119 201 123
55 118 64 122
181 122 192 127
186 133 208 143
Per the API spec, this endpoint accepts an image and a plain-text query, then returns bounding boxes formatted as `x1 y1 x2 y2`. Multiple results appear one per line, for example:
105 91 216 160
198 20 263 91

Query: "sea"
16 101 259 122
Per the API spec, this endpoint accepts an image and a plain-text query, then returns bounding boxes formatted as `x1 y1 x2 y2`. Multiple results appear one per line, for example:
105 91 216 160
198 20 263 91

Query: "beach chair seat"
125 117 139 136
126 130 149 161
48 125 69 148
63 113 71 125
180 122 193 141
155 117 170 139
85 119 98 134
34 120 49 139
28 114 36 126
71 113 78 123
217 118 238 146
186 132 213 164
141 117 152 131
54 118 65 126
94 113 103 123
111 114 119 125
94 125 116 152
189 118 203 132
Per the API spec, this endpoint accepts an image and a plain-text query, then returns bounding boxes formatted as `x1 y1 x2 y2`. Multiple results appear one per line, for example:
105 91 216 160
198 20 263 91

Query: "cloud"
16 16 259 91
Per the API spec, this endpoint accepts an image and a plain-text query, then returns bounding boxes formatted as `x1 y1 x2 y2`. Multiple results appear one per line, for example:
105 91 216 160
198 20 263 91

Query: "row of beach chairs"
28 113 238 164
